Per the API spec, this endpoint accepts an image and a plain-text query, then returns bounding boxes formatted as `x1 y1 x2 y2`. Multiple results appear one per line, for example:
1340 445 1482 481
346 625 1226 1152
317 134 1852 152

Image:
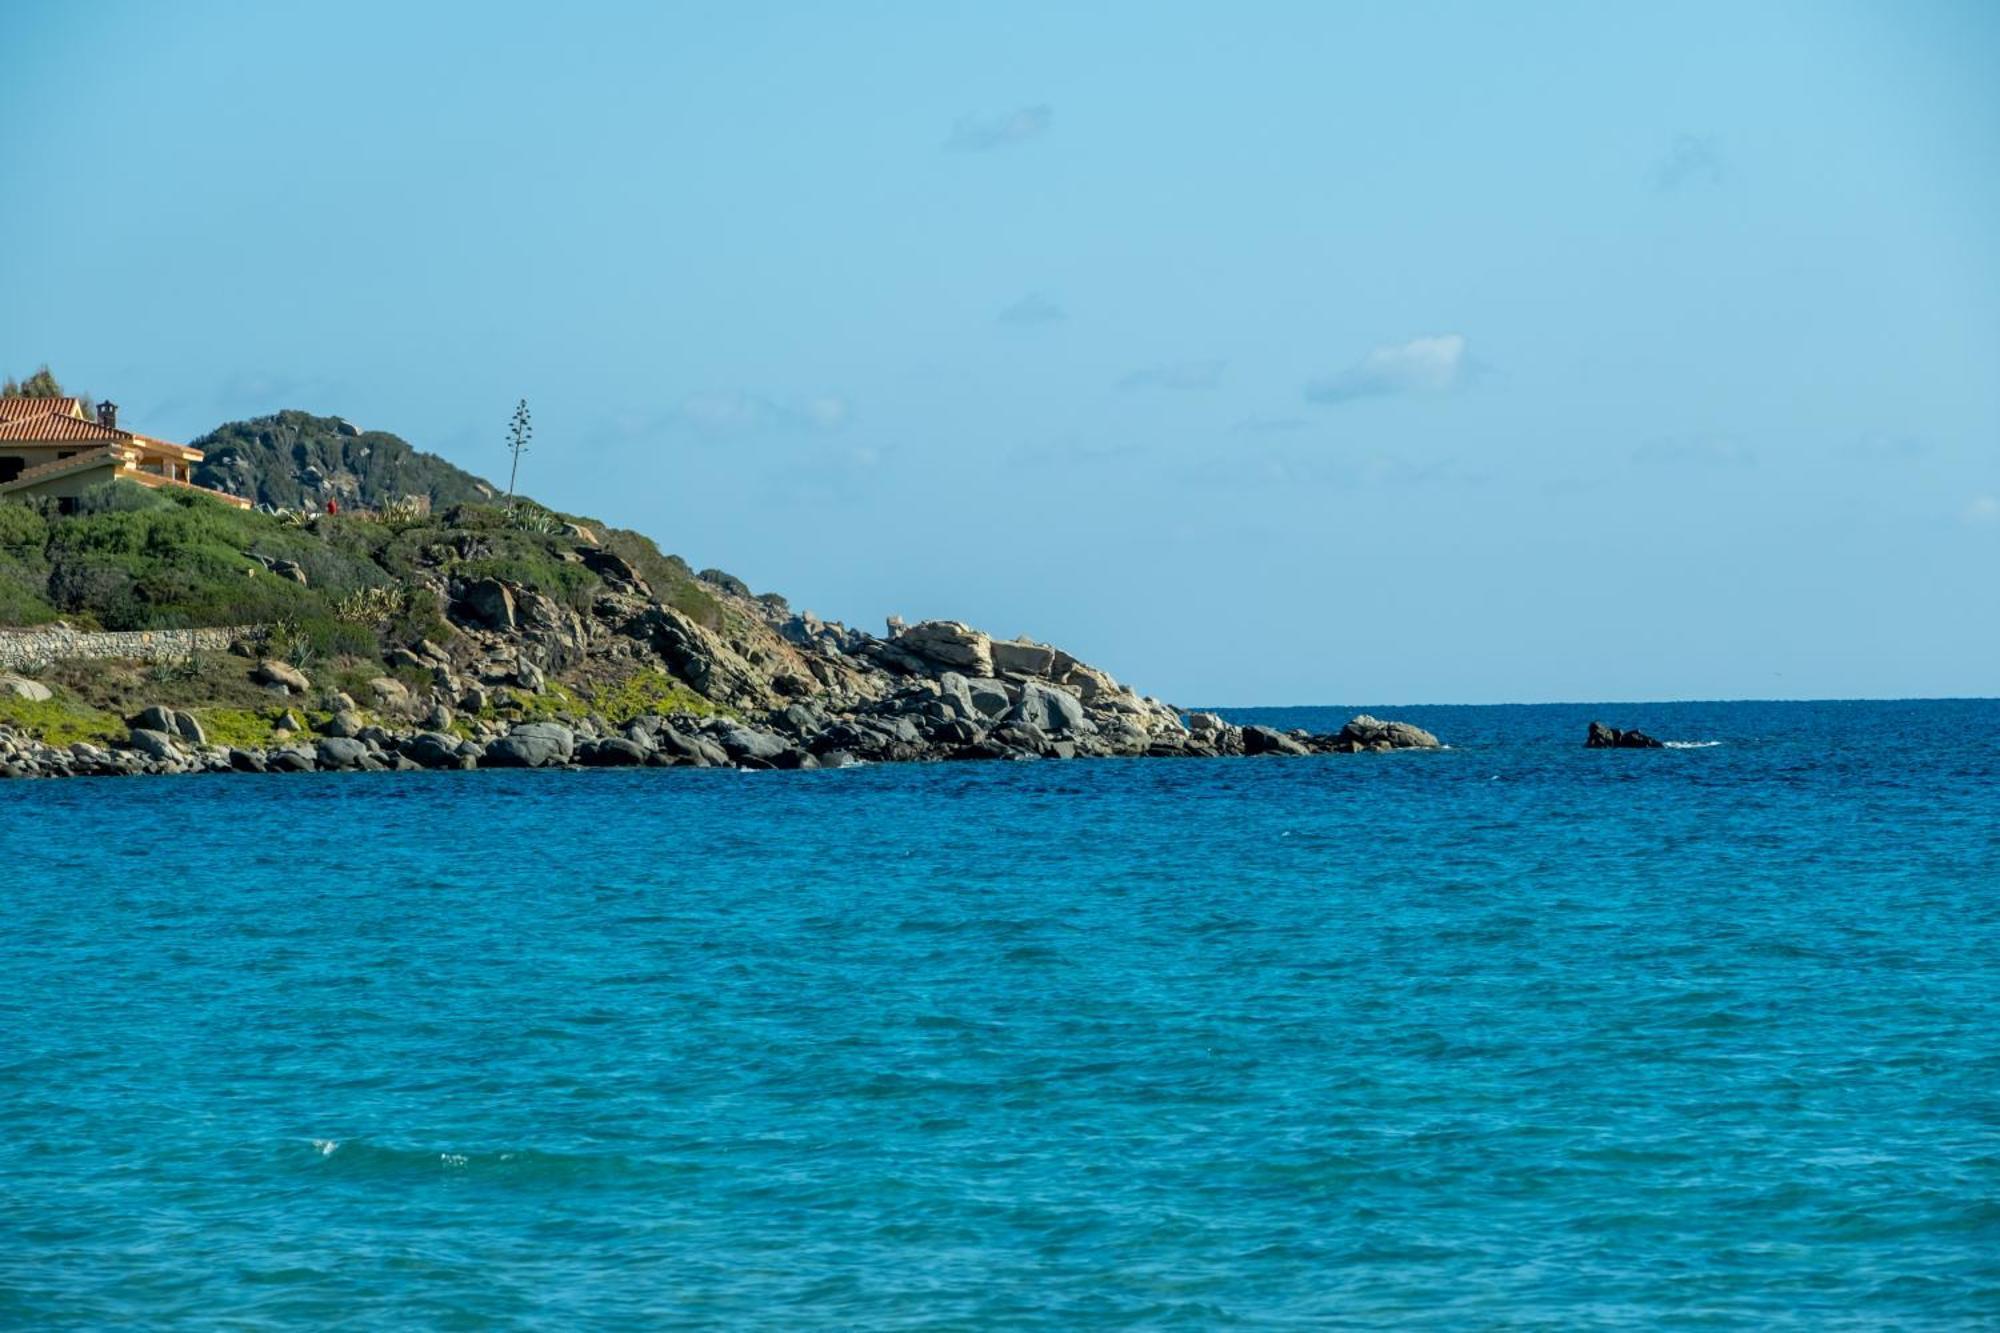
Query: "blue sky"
3 1 1994 703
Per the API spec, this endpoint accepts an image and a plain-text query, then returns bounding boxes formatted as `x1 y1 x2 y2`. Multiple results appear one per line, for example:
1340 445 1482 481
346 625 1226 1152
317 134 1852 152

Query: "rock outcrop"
1586 722 1663 749
0 514 1449 778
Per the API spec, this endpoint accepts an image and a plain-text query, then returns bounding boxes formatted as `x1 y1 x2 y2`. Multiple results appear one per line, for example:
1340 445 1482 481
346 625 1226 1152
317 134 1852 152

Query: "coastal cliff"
0 409 1439 776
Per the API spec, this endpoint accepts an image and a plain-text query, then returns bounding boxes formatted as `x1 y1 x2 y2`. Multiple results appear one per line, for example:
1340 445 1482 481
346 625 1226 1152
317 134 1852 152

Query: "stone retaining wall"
0 626 251 671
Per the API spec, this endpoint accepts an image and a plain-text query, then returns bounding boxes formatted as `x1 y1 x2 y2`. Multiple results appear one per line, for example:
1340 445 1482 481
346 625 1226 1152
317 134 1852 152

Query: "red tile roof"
0 396 83 420
0 413 130 443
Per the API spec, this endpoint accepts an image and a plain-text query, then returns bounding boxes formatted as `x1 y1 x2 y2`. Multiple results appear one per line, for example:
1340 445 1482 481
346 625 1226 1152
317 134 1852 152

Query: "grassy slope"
0 470 760 743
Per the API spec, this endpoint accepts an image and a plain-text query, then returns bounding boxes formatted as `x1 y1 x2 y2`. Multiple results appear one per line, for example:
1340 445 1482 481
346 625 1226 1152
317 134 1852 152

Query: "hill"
0 402 1424 775
191 410 499 511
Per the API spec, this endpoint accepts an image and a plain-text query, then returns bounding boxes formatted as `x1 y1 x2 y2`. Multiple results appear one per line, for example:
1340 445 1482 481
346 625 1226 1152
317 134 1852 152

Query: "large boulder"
458 577 518 631
989 638 1057 677
1336 715 1441 751
934 671 978 721
1008 681 1092 735
401 731 470 769
252 659 311 693
126 728 181 761
0 674 51 703
322 710 364 739
315 737 371 771
896 621 993 676
1242 725 1310 757
483 721 575 768
579 736 651 767
1184 711 1228 735
655 725 729 767
367 677 414 714
963 677 1013 720
1586 721 1663 749
716 724 791 763
132 704 178 734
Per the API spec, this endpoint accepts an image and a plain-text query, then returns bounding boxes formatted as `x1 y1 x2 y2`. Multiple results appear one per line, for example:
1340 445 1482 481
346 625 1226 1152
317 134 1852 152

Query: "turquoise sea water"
2 699 1996 1328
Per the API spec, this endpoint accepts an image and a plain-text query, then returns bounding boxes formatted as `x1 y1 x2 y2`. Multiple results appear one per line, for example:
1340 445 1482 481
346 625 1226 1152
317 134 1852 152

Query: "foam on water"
0 698 1994 1328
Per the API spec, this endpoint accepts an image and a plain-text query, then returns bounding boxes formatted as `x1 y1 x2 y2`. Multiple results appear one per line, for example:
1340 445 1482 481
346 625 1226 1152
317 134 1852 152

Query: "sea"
1 699 1995 1328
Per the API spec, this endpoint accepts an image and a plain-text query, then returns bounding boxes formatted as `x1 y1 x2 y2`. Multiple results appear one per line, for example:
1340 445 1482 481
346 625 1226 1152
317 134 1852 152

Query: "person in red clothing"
325 498 339 515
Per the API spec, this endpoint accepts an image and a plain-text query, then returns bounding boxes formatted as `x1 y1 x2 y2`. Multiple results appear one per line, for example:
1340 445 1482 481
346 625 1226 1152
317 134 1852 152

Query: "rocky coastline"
0 585 1443 780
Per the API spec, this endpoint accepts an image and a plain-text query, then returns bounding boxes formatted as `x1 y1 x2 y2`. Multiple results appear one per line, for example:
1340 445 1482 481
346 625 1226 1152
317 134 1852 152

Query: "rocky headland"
0 404 1442 779
0 588 1441 778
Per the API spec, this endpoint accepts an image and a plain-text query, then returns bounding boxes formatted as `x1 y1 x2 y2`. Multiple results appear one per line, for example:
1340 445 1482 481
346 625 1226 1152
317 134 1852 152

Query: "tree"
3 365 64 398
505 398 532 505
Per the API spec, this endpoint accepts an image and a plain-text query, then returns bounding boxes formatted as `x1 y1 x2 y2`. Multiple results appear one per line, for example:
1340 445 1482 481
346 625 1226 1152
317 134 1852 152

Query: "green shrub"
0 504 47 554
190 707 291 749
0 692 125 747
582 668 727 723
667 581 722 629
698 567 751 598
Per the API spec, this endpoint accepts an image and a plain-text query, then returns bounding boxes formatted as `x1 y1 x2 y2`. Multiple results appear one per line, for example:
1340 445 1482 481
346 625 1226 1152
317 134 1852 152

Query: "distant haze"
2 1 1995 703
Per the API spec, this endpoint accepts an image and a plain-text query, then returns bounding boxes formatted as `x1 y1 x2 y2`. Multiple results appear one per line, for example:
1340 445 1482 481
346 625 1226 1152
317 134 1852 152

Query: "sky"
2 1 1995 704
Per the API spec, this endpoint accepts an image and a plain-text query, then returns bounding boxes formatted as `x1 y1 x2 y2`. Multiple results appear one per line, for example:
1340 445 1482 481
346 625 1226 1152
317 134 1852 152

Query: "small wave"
1663 740 1723 749
298 1140 649 1184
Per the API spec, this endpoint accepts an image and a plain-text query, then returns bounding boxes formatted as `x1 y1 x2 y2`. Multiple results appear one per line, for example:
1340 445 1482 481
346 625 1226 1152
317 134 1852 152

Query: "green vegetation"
0 690 124 747
2 365 63 398
188 706 297 750
579 668 727 722
505 398 533 505
0 402 766 752
190 410 499 511
1 365 94 417
0 482 626 650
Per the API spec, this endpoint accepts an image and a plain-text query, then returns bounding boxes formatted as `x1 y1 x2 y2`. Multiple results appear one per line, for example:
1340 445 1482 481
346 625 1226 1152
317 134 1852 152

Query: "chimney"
97 401 118 429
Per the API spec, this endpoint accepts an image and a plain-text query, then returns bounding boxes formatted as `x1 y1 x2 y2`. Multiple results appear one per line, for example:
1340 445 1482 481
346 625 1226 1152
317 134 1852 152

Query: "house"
0 396 250 511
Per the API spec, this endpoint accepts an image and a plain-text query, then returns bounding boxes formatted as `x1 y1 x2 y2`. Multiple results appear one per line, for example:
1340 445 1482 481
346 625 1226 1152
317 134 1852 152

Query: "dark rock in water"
656 725 727 767
1242 724 1310 757
717 724 790 763
484 722 575 768
1335 715 1441 751
315 737 370 770
1586 721 1664 749
268 748 316 773
401 732 466 769
578 736 650 767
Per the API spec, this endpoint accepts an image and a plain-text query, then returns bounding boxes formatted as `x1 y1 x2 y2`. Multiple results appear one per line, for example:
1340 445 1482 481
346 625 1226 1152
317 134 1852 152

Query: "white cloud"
1966 495 2000 524
1657 133 1724 190
674 390 851 437
1306 334 1467 405
945 105 1051 152
1632 435 1756 467
1120 359 1226 391
997 293 1065 326
1234 415 1308 434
